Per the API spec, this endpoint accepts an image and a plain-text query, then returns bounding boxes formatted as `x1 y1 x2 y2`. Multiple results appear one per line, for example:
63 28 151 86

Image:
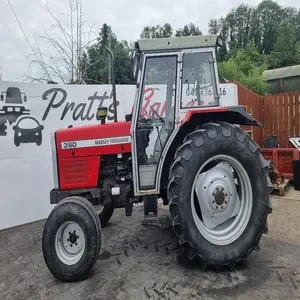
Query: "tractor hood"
55 121 132 159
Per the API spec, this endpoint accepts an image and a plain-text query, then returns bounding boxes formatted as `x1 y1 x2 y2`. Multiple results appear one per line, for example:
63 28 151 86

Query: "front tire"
168 122 273 269
98 202 114 226
42 196 102 282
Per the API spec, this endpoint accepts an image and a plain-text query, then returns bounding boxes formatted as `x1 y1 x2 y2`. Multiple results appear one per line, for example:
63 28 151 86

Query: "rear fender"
159 106 261 194
181 106 261 127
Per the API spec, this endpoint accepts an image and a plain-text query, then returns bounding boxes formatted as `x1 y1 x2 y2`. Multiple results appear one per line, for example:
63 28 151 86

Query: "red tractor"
42 35 273 282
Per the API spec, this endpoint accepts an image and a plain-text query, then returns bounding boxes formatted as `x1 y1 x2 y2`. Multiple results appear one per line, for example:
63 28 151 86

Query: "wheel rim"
191 154 253 246
55 221 86 265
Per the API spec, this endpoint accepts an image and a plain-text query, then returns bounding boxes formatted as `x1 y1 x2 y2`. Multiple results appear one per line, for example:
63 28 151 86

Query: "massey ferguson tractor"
42 34 273 282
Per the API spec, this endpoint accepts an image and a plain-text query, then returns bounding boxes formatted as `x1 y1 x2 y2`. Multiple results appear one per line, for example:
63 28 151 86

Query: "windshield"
17 117 38 129
138 55 177 125
181 52 219 108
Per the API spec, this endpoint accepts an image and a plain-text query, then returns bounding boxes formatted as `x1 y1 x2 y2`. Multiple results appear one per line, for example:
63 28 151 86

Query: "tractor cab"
130 35 223 196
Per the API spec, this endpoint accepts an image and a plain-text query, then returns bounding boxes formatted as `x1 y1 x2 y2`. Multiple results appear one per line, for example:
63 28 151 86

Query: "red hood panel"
56 121 132 158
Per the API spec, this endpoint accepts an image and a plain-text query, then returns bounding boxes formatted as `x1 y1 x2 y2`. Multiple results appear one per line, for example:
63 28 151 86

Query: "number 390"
62 141 77 149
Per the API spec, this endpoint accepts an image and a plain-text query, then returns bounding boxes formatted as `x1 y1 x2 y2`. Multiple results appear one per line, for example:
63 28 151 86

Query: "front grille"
60 160 89 185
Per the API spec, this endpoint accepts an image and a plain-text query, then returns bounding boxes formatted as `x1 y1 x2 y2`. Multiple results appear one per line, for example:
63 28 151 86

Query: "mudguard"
181 105 261 127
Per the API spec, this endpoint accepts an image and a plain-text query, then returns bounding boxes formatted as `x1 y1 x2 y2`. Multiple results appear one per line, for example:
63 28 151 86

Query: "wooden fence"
233 81 264 147
263 92 300 148
233 81 300 148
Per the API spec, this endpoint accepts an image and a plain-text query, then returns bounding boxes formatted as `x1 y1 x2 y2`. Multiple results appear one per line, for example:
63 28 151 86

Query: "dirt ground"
0 191 300 300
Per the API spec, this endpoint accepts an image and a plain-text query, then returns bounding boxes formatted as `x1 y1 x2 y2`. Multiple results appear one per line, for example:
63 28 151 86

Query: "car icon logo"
13 116 44 146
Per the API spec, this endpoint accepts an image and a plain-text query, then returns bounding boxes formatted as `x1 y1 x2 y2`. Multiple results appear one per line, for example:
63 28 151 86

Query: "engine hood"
55 121 132 158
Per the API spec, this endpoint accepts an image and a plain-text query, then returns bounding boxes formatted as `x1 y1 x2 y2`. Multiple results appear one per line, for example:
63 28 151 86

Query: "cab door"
131 53 179 195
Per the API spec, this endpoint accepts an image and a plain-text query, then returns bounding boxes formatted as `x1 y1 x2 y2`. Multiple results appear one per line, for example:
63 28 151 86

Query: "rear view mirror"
23 95 27 102
0 94 4 101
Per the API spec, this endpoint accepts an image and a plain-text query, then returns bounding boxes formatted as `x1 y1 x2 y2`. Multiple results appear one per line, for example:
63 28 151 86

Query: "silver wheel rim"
191 155 253 246
55 221 86 265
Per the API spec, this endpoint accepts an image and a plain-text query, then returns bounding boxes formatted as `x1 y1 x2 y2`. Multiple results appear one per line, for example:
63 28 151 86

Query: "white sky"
0 0 299 82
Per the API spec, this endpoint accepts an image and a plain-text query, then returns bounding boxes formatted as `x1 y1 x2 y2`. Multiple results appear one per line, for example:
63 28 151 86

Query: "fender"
159 105 261 195
181 105 261 127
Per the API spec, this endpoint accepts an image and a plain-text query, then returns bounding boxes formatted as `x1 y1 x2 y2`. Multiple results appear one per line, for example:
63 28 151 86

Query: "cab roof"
136 35 223 52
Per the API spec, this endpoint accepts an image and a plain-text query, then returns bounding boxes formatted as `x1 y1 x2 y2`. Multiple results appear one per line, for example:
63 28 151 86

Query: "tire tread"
168 121 272 270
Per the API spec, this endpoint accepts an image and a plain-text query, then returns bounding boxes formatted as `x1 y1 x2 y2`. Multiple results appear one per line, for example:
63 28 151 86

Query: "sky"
0 0 300 82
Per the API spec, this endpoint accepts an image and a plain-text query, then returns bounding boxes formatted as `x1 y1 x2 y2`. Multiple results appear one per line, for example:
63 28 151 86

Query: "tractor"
42 35 273 282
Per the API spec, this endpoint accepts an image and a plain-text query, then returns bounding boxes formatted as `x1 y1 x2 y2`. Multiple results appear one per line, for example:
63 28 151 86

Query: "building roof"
262 64 300 81
136 35 222 52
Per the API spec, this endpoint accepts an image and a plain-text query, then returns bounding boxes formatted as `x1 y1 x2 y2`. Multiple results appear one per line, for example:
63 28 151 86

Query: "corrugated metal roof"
263 64 300 81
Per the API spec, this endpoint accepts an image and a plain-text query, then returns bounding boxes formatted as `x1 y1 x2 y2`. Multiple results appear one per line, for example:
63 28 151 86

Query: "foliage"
267 21 300 68
140 22 201 39
175 23 202 37
31 0 300 95
217 41 269 95
83 22 203 85
140 23 173 39
207 0 300 94
81 24 135 84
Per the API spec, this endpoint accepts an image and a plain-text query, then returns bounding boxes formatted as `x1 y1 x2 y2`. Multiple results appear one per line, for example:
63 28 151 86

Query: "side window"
181 52 219 108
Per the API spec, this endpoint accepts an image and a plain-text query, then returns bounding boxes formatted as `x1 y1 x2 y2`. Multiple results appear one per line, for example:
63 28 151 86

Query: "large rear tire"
168 122 273 270
42 196 102 282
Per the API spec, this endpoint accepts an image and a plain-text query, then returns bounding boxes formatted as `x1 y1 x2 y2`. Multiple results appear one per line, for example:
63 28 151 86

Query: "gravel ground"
0 194 299 300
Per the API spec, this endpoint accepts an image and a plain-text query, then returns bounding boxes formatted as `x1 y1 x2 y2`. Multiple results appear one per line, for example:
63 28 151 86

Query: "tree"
218 40 269 95
255 0 283 54
268 21 300 68
140 22 202 39
208 17 228 60
175 23 202 37
208 19 219 34
82 24 134 85
26 0 97 84
208 0 290 60
140 23 173 39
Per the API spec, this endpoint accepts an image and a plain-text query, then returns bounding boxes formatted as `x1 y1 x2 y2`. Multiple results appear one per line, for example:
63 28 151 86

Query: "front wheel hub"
214 190 225 206
55 221 86 265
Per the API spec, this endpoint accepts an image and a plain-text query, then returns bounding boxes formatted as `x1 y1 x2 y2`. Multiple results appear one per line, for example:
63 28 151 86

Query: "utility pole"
105 46 117 122
76 0 83 84
108 27 112 84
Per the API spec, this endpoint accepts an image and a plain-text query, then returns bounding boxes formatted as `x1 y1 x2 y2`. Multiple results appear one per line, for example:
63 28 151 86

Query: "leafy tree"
268 21 300 68
208 18 228 61
140 22 201 39
218 40 269 95
140 23 173 39
208 19 219 34
82 24 134 84
255 0 283 54
208 0 291 59
175 23 202 37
